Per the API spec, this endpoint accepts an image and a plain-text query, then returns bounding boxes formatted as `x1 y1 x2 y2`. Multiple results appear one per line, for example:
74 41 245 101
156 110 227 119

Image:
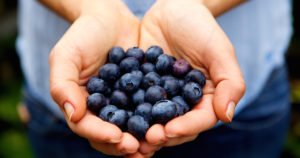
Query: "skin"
43 0 246 157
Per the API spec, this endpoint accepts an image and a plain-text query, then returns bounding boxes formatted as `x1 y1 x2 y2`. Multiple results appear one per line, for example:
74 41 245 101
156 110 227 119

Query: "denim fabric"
24 65 290 158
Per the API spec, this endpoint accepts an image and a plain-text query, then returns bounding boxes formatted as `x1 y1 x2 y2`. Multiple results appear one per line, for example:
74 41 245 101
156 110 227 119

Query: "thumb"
49 47 87 122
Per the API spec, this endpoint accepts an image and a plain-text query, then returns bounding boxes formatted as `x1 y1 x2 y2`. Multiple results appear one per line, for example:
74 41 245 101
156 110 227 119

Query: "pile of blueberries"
86 46 206 139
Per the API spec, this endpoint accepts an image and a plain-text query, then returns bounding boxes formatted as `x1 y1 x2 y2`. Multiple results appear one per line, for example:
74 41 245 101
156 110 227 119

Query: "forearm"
202 0 246 16
39 0 82 22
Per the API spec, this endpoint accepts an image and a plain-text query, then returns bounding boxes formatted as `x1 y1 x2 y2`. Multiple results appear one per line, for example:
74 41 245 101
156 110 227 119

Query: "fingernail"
226 101 236 122
64 102 74 121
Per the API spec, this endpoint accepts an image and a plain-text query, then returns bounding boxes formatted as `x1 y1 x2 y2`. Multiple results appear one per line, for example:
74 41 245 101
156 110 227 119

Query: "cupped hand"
131 0 246 156
49 0 141 156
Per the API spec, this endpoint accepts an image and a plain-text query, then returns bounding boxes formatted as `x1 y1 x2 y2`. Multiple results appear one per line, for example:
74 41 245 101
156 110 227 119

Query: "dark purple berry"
185 69 206 88
135 103 152 122
145 85 167 104
119 72 142 93
127 115 149 140
142 72 161 89
87 93 107 113
110 90 129 108
141 63 156 74
119 57 140 73
126 47 145 63
132 89 145 106
108 47 126 64
99 105 118 121
156 54 175 75
145 46 163 63
152 100 177 124
172 59 191 77
99 63 120 83
182 82 203 105
86 77 108 94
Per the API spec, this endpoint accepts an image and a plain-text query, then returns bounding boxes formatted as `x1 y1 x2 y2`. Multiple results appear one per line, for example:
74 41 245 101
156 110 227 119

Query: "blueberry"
108 109 129 130
99 63 120 83
119 72 142 93
145 85 167 104
108 47 126 64
156 54 175 75
131 70 143 81
87 93 107 113
172 59 191 77
132 89 145 106
127 115 149 140
110 90 129 108
142 72 161 89
119 57 140 73
161 75 175 85
126 47 145 63
145 46 164 63
172 96 189 116
127 111 134 118
178 79 185 89
182 82 203 105
141 63 156 74
162 78 180 97
99 105 118 121
135 103 152 122
151 100 177 124
185 69 206 88
86 77 108 94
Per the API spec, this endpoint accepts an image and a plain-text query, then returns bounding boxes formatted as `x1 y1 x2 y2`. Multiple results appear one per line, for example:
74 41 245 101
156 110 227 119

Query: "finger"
139 141 162 155
165 95 217 137
66 112 123 144
164 135 198 147
125 152 150 158
90 142 123 156
145 124 167 145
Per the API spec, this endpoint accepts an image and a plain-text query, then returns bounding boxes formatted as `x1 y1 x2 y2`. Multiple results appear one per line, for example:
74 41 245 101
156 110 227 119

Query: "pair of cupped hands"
49 0 245 157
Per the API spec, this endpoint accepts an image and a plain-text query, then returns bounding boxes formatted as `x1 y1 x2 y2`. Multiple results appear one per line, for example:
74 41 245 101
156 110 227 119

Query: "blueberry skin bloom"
162 78 180 97
145 85 167 104
110 90 129 109
119 57 140 73
152 100 177 124
99 63 120 83
132 89 145 106
126 47 145 63
141 62 156 74
145 45 164 63
134 103 152 122
185 69 206 88
172 96 190 116
86 77 108 94
108 46 126 64
182 82 203 106
127 115 149 140
156 54 175 75
119 72 142 93
99 105 118 121
108 109 129 130
86 93 107 114
142 72 161 89
172 59 191 77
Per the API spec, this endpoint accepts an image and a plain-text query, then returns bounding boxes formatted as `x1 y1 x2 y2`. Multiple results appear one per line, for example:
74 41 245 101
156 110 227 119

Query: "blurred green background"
0 0 300 158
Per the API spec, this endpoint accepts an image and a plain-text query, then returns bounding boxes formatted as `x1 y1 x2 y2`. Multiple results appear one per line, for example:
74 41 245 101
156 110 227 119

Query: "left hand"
126 0 246 157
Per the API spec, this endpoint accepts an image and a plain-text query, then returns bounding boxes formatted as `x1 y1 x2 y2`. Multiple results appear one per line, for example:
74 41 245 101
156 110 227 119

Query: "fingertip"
145 124 167 145
117 133 139 154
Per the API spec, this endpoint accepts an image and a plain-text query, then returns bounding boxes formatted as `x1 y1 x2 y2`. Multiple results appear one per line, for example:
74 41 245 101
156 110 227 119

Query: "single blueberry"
99 105 118 121
127 115 149 140
145 85 167 104
145 45 164 63
172 96 190 116
135 103 152 122
142 72 161 89
185 69 206 88
108 109 129 130
156 54 175 75
87 93 107 114
108 47 126 64
160 75 176 86
141 63 156 74
119 57 140 73
86 77 108 94
110 90 129 109
99 63 120 83
151 100 177 124
172 59 191 77
162 78 180 97
182 82 203 105
131 70 143 81
119 72 142 93
132 89 145 106
126 47 145 63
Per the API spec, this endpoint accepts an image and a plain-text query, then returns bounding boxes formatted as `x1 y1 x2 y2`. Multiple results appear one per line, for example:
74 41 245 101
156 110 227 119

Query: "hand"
49 0 141 156
131 0 246 156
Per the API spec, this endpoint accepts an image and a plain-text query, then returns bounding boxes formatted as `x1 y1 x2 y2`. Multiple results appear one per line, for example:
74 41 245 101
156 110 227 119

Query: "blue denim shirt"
17 0 292 120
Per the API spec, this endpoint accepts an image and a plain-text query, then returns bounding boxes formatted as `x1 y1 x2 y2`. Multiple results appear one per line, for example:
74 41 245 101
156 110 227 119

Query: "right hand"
49 0 140 156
